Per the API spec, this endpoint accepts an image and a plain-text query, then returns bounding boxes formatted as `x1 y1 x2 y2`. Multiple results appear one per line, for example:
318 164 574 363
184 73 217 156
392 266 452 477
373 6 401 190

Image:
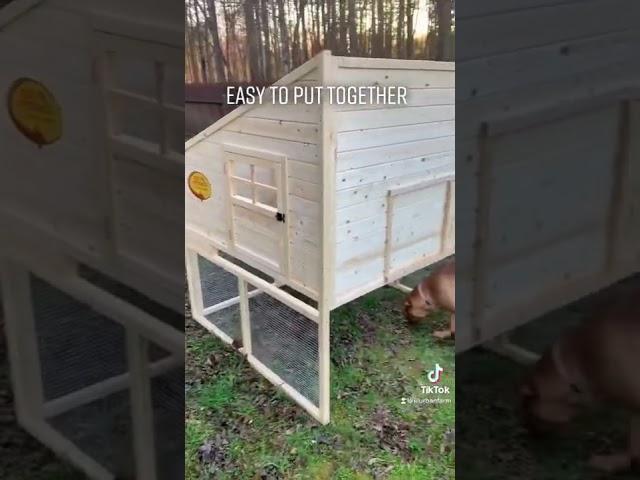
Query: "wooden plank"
226 117 320 144
288 159 321 183
335 56 454 71
337 151 453 190
458 0 640 61
335 168 453 208
333 88 455 112
337 120 454 152
458 28 640 103
208 131 320 165
337 135 453 172
336 67 454 88
336 105 455 132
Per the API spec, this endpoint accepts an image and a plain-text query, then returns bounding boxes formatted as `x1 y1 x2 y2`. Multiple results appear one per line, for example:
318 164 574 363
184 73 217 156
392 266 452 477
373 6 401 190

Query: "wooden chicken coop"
186 51 455 423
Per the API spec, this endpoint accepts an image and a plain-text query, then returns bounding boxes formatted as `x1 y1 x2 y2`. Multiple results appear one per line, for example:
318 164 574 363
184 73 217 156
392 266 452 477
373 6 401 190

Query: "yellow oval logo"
8 78 62 147
188 171 212 201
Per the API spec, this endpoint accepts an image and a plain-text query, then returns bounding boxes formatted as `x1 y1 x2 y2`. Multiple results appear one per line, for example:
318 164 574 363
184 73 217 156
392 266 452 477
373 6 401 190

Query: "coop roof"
185 51 327 151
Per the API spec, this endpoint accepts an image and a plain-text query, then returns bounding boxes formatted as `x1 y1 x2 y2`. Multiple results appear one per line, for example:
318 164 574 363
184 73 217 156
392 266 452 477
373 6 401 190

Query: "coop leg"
483 334 540 366
126 329 157 480
389 280 413 294
185 249 204 318
0 261 45 421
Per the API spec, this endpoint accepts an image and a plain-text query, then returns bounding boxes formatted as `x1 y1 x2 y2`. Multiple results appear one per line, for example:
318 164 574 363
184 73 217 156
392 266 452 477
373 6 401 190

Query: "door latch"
275 212 286 223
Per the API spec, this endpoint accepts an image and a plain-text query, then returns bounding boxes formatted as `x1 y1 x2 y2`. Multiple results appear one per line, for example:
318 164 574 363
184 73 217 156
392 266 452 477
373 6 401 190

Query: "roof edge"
186 50 331 151
0 0 43 30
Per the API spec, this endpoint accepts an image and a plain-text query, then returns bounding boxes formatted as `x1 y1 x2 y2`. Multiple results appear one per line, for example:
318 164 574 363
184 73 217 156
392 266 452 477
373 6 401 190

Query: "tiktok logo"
428 363 444 384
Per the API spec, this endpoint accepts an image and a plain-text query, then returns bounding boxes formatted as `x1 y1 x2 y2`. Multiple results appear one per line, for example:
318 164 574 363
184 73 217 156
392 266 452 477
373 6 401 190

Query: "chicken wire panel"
30 276 128 402
47 389 135 477
249 292 320 407
151 366 185 480
197 253 273 342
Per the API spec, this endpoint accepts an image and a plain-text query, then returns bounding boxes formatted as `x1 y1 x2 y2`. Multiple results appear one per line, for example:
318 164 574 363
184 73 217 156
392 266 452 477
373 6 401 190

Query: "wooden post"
126 330 157 480
318 51 336 425
471 123 492 343
605 100 631 273
238 278 252 354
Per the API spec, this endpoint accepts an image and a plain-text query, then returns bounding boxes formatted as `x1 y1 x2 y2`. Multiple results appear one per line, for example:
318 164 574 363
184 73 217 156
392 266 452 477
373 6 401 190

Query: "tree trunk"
276 0 291 72
436 0 453 61
338 0 347 55
292 0 302 65
348 0 358 55
300 0 309 61
192 1 208 82
397 0 405 58
376 0 384 56
260 0 274 81
243 0 263 82
385 0 393 56
370 0 376 56
203 0 227 82
406 0 414 58
186 3 200 82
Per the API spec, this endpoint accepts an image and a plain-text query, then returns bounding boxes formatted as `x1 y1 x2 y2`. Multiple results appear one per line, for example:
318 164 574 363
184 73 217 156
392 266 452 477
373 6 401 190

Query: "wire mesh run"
249 292 320 407
47 389 135 477
151 366 185 480
197 254 242 341
31 276 128 402
197 253 274 342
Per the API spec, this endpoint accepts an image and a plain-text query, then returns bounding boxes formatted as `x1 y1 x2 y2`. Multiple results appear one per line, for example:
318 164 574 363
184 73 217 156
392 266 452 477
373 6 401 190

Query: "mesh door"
31 276 135 476
197 254 242 341
248 289 320 408
196 253 273 343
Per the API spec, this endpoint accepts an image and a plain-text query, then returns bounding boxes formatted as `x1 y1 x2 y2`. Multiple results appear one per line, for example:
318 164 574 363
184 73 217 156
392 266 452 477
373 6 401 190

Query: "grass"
185 269 455 479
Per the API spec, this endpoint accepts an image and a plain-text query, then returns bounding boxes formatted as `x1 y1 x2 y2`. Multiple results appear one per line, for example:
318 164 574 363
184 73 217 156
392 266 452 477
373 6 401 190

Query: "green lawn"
185 272 455 480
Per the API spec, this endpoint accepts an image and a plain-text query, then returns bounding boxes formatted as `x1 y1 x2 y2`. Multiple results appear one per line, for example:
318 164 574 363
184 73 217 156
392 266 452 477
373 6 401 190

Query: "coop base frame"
1 254 184 480
186 234 450 425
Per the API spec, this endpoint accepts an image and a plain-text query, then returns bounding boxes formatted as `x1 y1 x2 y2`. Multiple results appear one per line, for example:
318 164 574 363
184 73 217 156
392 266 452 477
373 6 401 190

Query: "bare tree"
243 0 263 82
436 0 453 60
348 0 358 55
201 0 227 82
406 0 414 58
397 0 405 58
276 0 291 72
376 0 384 56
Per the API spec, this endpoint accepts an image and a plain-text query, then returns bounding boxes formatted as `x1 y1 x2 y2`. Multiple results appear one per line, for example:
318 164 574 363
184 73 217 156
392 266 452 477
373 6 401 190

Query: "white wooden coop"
185 51 455 424
455 1 640 359
0 1 183 479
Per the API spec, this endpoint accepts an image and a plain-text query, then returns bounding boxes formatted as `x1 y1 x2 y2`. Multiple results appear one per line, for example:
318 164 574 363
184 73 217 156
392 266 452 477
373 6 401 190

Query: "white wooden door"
224 145 289 275
91 19 184 298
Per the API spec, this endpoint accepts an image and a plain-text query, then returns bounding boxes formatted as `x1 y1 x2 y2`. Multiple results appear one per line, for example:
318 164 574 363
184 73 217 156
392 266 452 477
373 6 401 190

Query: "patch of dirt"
371 406 413 461
197 433 235 477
